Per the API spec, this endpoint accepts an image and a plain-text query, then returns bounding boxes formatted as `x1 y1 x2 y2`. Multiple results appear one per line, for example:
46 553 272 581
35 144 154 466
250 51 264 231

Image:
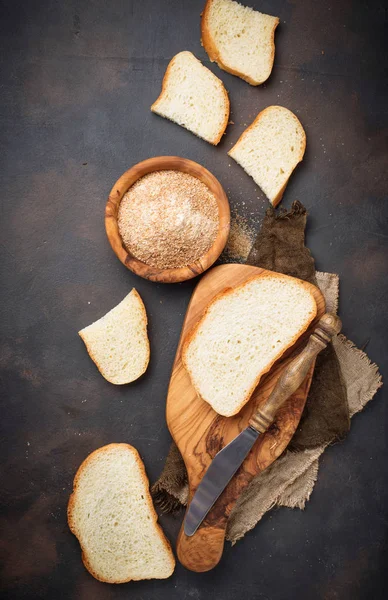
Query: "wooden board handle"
249 313 342 433
177 525 226 573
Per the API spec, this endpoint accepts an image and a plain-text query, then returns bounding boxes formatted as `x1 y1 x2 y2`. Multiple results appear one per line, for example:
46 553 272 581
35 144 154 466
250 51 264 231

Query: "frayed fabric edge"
335 334 383 416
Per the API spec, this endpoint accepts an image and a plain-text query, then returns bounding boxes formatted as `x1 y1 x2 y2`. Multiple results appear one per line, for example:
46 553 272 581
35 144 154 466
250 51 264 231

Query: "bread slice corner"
68 443 175 583
182 272 317 417
201 0 279 85
79 288 150 385
228 106 306 207
151 50 230 145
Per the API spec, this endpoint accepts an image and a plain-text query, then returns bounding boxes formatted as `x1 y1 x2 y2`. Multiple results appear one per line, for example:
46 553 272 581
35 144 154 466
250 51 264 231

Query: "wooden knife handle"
249 313 342 434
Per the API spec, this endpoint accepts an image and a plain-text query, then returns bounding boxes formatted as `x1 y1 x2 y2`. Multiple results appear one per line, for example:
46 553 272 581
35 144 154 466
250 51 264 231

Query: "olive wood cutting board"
166 264 325 572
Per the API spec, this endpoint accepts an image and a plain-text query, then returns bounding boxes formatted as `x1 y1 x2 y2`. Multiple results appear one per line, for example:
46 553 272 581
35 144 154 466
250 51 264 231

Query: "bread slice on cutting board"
201 0 279 85
151 50 230 145
68 443 175 583
228 106 306 207
182 272 317 417
79 289 150 385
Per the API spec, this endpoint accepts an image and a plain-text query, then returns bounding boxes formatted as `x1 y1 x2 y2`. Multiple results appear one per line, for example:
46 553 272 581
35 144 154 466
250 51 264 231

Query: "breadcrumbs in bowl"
105 157 230 283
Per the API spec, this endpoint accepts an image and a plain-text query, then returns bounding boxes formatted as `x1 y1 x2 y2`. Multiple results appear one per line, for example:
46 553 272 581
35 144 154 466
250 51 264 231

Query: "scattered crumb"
220 214 259 263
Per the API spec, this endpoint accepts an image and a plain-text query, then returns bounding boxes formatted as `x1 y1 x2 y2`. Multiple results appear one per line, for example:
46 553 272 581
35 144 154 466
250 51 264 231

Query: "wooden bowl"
105 156 230 283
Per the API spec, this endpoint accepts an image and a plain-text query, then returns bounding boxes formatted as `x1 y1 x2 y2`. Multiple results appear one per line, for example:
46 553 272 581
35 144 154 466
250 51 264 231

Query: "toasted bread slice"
79 289 149 385
68 443 175 583
228 106 306 206
182 272 317 417
201 0 279 85
151 51 230 145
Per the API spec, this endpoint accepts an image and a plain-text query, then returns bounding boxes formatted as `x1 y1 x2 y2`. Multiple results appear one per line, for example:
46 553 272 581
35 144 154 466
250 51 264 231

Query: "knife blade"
184 313 342 537
184 425 259 536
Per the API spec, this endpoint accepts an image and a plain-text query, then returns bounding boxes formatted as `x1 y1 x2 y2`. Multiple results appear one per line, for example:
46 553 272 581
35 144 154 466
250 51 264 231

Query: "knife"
184 312 342 537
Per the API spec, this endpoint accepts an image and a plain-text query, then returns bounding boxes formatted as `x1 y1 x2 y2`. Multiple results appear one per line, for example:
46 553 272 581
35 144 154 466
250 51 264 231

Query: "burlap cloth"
152 202 382 543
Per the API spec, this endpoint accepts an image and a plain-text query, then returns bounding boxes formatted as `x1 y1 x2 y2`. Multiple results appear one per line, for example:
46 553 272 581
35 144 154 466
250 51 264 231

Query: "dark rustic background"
1 0 387 598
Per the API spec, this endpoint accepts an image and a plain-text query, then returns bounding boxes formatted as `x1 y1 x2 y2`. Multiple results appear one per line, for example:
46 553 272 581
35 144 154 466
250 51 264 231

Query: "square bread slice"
151 50 230 145
68 443 175 582
79 289 150 385
201 0 279 85
228 106 306 207
182 272 317 417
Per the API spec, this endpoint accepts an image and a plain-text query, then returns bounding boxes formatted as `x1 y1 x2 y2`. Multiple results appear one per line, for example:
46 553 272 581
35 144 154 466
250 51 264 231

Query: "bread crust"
228 106 307 206
67 443 175 583
151 50 230 145
182 271 317 417
78 288 150 385
201 0 279 86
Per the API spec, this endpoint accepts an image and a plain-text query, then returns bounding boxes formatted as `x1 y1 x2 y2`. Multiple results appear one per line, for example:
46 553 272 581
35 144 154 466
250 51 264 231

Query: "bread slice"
151 50 229 145
79 289 150 385
228 106 306 206
68 443 175 583
182 272 317 417
201 0 279 85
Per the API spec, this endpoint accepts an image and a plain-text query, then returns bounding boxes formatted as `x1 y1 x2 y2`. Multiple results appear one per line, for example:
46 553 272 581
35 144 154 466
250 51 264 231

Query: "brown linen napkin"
152 203 382 541
247 201 349 450
246 200 316 284
245 201 350 449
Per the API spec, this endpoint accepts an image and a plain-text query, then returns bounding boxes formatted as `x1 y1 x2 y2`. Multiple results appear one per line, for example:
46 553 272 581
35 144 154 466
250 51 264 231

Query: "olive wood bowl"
105 156 230 283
